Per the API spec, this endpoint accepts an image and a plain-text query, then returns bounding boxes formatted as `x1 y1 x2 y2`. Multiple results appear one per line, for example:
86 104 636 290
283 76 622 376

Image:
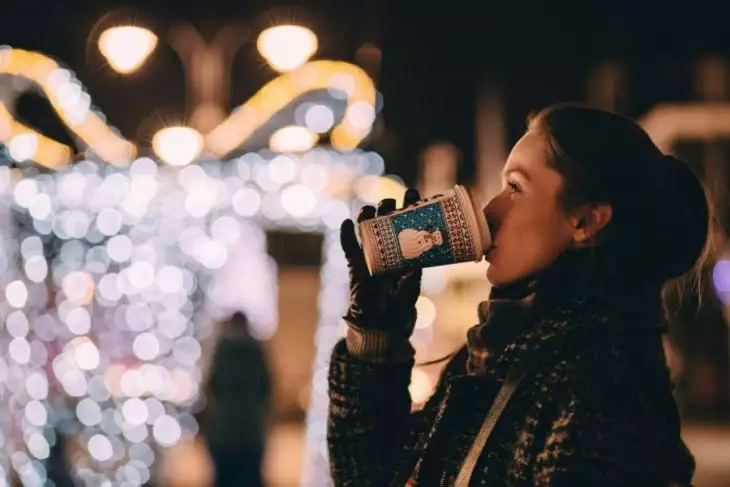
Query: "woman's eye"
507 182 521 194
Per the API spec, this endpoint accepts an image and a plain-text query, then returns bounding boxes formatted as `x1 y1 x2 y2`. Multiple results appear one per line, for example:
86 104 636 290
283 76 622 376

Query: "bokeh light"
152 127 204 166
409 368 435 405
98 26 158 74
257 25 318 73
269 125 319 153
713 258 730 304
0 147 388 486
1 43 383 487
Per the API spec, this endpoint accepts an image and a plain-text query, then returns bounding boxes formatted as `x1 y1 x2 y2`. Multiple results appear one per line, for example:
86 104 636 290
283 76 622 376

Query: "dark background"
3 0 728 185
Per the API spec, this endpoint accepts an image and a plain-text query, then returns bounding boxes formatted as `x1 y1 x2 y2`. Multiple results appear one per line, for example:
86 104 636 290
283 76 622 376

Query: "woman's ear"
570 203 612 246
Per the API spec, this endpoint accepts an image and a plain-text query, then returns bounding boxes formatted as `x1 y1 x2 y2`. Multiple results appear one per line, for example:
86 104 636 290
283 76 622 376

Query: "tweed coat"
327 286 696 486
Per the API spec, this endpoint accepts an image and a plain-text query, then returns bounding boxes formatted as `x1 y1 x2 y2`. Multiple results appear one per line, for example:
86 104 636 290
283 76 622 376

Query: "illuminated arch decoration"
0 48 377 170
206 60 376 156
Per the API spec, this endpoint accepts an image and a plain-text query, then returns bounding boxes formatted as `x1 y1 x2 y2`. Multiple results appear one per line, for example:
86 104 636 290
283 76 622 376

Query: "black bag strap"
453 350 549 487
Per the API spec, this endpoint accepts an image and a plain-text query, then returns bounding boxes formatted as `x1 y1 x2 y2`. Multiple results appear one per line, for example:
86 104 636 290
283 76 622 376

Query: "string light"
0 148 387 486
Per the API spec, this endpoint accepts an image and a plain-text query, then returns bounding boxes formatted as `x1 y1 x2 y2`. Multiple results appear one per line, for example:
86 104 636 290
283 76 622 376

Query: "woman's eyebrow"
502 167 530 181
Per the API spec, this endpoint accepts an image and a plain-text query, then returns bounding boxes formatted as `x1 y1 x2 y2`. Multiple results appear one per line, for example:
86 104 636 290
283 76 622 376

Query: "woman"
328 105 710 486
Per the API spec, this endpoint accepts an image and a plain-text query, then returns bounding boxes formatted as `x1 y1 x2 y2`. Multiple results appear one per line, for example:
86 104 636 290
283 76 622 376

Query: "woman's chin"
485 266 502 286
486 265 524 289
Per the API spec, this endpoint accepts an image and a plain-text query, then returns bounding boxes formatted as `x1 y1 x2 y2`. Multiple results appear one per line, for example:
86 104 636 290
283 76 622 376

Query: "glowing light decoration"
301 103 336 133
205 60 376 156
0 48 136 168
257 25 318 73
0 47 377 169
713 258 730 302
0 146 392 486
98 26 158 74
270 125 319 153
152 127 204 166
0 101 73 168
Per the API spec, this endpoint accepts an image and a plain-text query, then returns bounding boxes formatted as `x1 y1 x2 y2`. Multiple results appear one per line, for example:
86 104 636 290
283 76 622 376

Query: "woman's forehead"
504 132 550 175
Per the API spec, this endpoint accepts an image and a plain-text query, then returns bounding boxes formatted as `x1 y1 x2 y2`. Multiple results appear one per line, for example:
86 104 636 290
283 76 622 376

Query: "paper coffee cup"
359 185 491 275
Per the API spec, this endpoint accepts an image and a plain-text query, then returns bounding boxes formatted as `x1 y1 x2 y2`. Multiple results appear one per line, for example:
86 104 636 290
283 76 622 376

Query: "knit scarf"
465 249 667 379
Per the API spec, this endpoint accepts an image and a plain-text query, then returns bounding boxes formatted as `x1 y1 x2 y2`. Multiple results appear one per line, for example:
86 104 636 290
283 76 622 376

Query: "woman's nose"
483 196 502 235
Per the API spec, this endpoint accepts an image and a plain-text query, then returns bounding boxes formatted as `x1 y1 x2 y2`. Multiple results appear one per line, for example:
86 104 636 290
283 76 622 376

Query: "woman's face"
483 131 577 287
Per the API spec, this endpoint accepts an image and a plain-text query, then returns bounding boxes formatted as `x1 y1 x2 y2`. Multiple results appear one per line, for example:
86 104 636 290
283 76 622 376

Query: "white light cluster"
0 147 386 487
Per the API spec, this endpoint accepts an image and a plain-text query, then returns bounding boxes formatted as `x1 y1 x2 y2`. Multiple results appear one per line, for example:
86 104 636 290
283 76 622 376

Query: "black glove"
340 188 423 337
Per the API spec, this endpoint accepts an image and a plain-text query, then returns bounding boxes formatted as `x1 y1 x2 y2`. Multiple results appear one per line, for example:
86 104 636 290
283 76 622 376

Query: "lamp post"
166 22 248 134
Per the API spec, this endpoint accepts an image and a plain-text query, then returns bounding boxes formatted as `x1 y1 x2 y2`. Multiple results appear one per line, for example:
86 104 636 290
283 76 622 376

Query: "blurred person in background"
45 428 76 487
200 311 271 487
329 105 711 486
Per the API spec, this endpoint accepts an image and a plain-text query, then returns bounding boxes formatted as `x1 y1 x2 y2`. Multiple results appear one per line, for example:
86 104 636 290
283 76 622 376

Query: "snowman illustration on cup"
398 228 445 260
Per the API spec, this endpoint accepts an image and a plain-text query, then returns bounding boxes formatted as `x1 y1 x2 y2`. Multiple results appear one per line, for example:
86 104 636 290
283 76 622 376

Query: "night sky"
3 0 729 184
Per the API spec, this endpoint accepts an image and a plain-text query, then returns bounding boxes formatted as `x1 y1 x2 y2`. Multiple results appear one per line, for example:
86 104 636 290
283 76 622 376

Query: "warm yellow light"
409 368 434 405
0 49 136 167
2 47 375 168
206 61 376 157
257 25 318 72
414 295 436 329
98 26 158 74
354 175 407 206
269 125 318 153
1 95 71 169
152 127 204 166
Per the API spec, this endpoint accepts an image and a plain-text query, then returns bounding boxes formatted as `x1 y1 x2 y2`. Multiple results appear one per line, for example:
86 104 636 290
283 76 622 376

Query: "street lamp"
97 26 158 74
151 126 204 166
256 25 318 72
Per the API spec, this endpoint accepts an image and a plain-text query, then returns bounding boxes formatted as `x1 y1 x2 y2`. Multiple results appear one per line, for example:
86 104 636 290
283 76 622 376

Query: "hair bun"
649 155 709 280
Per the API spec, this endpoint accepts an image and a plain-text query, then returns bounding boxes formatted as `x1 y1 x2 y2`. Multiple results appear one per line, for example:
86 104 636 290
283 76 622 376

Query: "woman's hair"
528 104 712 289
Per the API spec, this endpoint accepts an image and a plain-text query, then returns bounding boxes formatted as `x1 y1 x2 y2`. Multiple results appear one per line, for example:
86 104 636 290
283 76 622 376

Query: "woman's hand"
340 189 422 335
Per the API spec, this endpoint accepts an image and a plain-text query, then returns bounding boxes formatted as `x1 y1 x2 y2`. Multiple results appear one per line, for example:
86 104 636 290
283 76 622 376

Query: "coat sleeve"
327 340 467 487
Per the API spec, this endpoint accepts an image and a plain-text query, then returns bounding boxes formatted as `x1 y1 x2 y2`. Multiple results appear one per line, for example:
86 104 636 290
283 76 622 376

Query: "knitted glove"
340 189 422 360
